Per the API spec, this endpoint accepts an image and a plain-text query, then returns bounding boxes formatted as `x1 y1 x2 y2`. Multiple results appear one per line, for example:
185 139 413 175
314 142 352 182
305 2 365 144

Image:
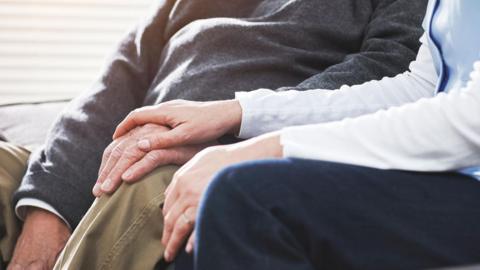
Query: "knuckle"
170 150 182 164
145 151 162 163
164 218 174 231
124 147 142 160
129 126 141 135
102 150 111 161
179 131 193 142
152 136 163 145
184 186 195 196
103 143 116 157
110 146 123 159
184 186 199 198
178 223 189 234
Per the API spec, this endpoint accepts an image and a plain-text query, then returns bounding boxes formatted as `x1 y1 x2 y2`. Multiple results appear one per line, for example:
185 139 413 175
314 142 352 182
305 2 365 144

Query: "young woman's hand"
160 132 282 262
112 99 242 151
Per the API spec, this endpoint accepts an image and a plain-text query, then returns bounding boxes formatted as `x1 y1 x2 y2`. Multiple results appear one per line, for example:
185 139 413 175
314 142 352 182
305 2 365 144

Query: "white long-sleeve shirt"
236 37 480 178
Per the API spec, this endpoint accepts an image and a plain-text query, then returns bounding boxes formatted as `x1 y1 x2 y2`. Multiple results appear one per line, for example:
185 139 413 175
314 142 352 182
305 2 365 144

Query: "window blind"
0 0 152 105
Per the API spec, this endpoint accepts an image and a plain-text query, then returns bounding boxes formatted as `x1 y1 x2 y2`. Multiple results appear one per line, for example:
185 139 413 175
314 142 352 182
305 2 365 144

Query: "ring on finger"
181 212 194 226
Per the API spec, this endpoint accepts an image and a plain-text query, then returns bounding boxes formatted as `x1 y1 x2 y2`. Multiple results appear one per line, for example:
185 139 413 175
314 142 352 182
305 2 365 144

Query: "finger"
122 149 173 182
164 168 184 198
164 207 196 262
100 146 146 194
113 107 167 139
161 192 193 246
26 261 45 270
162 159 194 206
96 143 124 186
162 172 184 215
161 194 186 246
93 139 122 196
98 128 138 181
9 264 23 270
164 182 173 197
137 126 192 152
94 140 127 196
186 230 195 254
98 141 117 176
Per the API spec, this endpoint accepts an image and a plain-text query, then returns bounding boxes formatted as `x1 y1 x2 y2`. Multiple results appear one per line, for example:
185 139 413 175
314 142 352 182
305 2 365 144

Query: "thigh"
210 158 480 270
55 165 179 270
0 142 30 263
0 142 29 190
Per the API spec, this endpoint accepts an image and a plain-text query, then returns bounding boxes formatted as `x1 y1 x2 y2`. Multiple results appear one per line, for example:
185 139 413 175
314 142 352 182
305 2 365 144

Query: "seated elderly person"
0 0 428 269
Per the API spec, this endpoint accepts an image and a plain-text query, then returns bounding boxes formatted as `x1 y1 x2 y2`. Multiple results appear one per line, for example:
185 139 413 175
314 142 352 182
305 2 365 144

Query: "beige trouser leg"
54 165 179 270
0 142 30 264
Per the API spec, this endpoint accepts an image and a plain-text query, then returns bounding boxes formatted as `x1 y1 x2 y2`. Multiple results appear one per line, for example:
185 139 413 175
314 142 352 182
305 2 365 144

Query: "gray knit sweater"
14 0 428 228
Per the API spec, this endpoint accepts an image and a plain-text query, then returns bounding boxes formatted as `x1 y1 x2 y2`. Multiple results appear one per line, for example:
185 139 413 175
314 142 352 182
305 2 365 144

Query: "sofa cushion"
0 102 67 151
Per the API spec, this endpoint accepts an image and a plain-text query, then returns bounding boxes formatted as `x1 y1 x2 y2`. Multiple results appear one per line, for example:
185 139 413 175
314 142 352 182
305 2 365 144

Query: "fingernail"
186 243 193 253
92 183 101 196
122 170 132 181
138 139 150 150
164 251 171 262
101 179 113 191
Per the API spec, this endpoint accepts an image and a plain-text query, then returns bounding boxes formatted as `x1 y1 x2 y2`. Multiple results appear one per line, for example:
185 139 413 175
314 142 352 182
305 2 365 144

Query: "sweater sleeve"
13 0 176 229
236 36 438 138
279 0 429 91
281 61 480 172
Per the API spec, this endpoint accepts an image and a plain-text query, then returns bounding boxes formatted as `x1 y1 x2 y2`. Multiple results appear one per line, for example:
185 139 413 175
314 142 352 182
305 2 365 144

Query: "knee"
121 165 178 196
197 159 361 219
202 162 257 204
0 142 29 193
198 161 277 222
98 165 179 209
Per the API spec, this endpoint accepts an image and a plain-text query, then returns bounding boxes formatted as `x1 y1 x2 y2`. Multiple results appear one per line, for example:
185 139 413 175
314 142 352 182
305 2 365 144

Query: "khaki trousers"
54 165 178 270
0 141 177 269
0 142 29 265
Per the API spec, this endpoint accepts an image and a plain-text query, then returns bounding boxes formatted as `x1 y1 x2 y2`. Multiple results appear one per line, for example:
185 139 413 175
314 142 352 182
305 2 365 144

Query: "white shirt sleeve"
281 61 480 172
236 35 438 138
16 198 72 230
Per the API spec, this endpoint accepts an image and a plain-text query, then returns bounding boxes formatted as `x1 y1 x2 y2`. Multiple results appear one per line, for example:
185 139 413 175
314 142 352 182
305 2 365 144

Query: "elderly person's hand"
8 208 70 270
161 132 282 262
94 123 216 197
112 99 242 151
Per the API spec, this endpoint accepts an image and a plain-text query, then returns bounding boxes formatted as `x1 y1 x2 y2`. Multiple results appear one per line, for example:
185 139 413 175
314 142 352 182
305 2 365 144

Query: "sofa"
0 101 67 151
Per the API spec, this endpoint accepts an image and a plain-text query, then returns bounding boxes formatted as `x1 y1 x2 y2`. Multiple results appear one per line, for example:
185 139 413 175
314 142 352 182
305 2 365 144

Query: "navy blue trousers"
176 158 480 270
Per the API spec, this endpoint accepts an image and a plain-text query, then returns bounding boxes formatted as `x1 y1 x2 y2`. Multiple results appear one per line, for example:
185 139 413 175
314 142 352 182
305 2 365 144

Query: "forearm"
236 40 437 138
281 63 480 172
16 199 70 230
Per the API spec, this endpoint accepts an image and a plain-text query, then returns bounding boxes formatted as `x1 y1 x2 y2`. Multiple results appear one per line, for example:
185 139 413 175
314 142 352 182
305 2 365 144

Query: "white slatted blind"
0 0 152 105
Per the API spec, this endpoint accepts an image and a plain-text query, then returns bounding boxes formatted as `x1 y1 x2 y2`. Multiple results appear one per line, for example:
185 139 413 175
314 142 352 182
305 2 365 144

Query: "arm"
281 0 428 91
237 37 438 138
281 62 480 172
16 199 70 229
13 0 177 229
111 38 437 151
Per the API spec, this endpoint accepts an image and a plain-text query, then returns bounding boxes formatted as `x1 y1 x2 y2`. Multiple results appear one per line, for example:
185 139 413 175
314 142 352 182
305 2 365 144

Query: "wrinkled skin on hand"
8 208 71 270
94 123 215 196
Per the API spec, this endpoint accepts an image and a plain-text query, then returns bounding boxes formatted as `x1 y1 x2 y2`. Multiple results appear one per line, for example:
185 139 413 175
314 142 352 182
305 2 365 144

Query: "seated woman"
112 0 480 268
